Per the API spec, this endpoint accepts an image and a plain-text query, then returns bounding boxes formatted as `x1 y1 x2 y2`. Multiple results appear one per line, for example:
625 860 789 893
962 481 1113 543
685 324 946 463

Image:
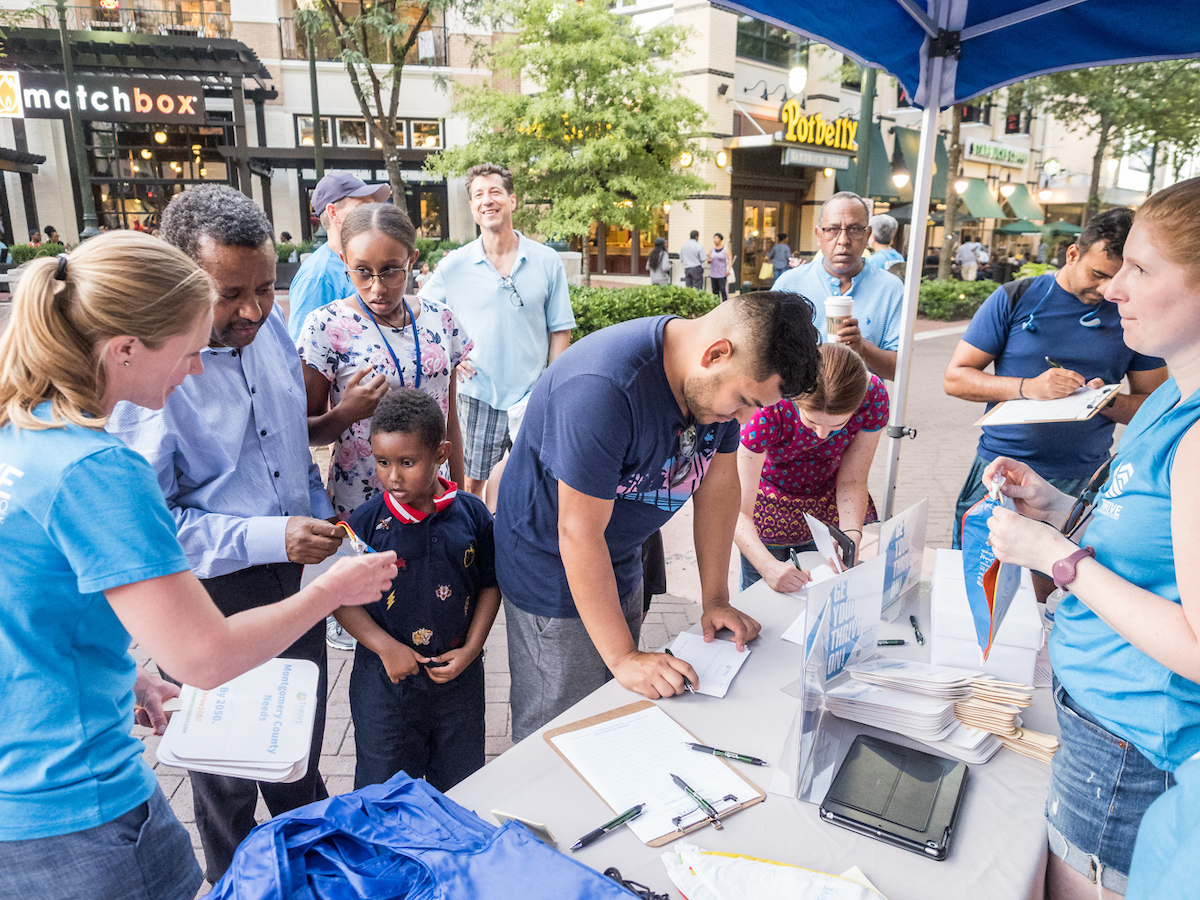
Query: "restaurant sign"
0 71 206 124
778 99 857 152
963 139 1029 168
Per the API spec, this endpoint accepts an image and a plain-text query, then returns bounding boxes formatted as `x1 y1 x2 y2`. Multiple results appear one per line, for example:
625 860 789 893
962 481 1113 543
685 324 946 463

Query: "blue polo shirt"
866 247 904 269
287 242 354 342
772 261 903 352
495 316 739 618
419 233 575 410
962 274 1165 479
348 484 496 690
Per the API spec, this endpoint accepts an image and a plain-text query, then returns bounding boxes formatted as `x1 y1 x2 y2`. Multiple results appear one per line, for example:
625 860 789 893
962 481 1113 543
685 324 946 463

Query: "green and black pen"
663 648 696 693
684 742 769 766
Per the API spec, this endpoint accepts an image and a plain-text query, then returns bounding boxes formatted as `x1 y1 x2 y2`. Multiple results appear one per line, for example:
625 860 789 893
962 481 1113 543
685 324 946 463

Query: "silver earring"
123 361 130 367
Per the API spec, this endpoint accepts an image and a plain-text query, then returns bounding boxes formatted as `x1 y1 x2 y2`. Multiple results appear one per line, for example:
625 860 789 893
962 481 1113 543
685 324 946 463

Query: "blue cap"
311 172 390 214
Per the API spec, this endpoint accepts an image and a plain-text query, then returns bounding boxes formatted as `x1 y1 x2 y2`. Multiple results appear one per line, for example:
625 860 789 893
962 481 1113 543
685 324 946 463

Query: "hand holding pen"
610 649 699 700
1022 357 1086 400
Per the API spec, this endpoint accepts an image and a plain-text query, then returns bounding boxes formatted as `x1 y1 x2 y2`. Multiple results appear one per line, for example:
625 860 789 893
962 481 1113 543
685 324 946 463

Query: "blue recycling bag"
208 772 638 899
960 480 1022 660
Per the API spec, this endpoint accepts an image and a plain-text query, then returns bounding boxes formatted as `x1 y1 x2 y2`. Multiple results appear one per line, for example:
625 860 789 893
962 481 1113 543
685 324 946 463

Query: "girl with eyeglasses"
298 203 472 517
734 343 887 591
985 177 1200 899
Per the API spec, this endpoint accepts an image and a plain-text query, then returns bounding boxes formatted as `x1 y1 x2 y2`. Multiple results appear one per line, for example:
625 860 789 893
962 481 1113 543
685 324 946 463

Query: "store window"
87 119 232 231
297 115 332 146
735 16 806 68
338 117 370 147
410 120 442 149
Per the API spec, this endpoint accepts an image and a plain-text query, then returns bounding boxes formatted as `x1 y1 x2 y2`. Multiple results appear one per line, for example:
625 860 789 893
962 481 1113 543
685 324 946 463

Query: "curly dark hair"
160 184 273 262
370 387 445 451
732 291 821 398
1077 206 1133 260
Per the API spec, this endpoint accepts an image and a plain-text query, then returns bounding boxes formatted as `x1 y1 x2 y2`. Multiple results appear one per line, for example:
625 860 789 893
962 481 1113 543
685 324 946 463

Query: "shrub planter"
276 261 302 290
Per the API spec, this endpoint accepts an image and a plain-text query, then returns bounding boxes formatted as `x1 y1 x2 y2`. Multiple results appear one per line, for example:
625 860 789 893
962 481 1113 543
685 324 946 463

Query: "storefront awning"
892 126 948 203
997 218 1042 235
835 124 900 202
1005 183 1045 221
958 178 1007 219
887 202 978 225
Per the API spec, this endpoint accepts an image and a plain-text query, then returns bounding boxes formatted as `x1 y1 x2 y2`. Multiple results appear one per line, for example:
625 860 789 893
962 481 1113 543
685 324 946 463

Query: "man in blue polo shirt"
943 207 1168 547
420 163 574 501
286 172 390 342
772 191 903 379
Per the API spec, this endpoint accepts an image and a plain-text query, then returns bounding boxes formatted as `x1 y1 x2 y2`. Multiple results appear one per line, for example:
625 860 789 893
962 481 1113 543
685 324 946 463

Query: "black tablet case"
819 734 968 860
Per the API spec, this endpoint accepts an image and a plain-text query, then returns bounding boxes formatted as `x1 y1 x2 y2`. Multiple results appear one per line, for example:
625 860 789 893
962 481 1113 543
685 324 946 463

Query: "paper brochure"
667 631 751 698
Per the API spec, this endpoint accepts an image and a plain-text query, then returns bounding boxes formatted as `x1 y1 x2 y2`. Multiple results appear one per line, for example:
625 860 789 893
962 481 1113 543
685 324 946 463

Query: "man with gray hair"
108 184 343 884
772 191 904 379
866 214 904 271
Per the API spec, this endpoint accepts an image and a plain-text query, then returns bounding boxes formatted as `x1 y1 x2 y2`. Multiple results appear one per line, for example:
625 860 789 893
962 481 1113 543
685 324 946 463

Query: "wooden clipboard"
974 383 1121 426
543 700 766 846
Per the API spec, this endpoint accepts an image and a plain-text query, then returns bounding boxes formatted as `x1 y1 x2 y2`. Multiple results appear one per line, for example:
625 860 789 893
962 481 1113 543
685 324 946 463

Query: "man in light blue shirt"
866 213 905 271
420 163 575 499
286 172 390 342
772 191 903 379
108 185 343 885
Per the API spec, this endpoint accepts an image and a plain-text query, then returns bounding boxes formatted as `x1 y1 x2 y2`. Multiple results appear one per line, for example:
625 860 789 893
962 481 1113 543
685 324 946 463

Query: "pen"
684 742 769 766
670 773 719 820
877 639 906 646
570 803 645 851
789 548 803 572
910 615 925 645
1045 356 1063 368
663 648 696 693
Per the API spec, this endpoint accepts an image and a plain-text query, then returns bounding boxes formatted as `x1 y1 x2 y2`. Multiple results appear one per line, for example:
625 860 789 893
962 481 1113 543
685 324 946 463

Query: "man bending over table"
495 292 821 741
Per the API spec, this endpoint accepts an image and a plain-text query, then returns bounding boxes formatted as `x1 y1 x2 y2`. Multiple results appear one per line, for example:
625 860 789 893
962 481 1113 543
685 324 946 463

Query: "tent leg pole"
882 81 943 520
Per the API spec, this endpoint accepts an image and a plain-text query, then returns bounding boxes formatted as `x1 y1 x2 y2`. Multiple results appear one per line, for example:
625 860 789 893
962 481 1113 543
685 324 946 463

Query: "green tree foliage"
429 0 711 283
1029 62 1200 220
295 1 443 205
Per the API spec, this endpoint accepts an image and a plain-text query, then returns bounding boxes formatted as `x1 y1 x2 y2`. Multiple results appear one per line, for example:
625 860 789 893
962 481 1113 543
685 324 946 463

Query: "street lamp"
55 0 100 239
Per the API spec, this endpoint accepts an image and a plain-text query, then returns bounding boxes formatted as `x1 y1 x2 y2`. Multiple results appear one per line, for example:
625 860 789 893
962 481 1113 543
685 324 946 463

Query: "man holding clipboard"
943 209 1167 548
495 293 821 741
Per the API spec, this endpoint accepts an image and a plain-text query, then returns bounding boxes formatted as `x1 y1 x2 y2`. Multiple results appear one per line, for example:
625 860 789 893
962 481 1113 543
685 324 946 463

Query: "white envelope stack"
157 658 320 783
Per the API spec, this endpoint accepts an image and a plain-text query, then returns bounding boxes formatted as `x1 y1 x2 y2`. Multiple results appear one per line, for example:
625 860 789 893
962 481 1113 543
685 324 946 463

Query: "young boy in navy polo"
336 388 500 792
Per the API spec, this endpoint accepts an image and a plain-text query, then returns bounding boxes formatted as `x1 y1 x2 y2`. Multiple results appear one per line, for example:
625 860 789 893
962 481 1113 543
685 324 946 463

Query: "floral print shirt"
298 296 472 516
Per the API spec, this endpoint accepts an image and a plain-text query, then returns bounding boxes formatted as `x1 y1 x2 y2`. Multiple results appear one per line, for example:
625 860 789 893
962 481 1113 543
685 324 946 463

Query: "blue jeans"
350 646 486 793
1046 678 1174 892
952 454 1091 549
0 785 201 900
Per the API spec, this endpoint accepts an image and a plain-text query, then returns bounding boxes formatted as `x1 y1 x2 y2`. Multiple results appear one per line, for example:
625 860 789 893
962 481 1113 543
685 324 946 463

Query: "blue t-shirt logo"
1105 461 1134 498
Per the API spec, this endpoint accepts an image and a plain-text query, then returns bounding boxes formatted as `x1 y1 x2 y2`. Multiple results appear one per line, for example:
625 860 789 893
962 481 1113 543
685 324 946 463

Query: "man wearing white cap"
286 172 391 343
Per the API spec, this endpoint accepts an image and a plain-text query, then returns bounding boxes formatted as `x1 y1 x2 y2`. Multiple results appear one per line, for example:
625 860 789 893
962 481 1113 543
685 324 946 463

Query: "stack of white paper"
824 681 959 741
920 722 1003 765
846 658 980 700
157 658 319 783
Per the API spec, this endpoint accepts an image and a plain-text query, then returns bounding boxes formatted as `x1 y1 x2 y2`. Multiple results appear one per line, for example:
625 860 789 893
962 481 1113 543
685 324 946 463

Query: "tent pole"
882 65 944 519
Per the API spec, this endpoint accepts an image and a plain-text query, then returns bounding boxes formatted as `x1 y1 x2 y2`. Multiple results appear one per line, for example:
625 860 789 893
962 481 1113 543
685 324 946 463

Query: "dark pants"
952 454 1091 549
160 562 328 884
711 276 728 302
349 648 485 793
641 530 667 614
684 265 704 289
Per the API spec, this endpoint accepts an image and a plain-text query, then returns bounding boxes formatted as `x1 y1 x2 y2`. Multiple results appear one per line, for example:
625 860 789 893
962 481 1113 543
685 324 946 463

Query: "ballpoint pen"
789 548 803 572
663 648 696 693
1045 356 1064 369
670 773 720 822
910 614 925 645
570 803 645 851
877 639 906 646
683 742 769 766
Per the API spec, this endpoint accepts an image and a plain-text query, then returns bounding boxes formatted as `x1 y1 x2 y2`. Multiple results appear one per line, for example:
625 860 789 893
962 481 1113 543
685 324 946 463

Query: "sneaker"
325 616 356 651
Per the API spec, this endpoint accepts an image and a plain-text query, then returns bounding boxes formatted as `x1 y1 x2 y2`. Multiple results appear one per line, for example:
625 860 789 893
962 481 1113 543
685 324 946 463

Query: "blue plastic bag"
208 773 638 899
960 476 1022 660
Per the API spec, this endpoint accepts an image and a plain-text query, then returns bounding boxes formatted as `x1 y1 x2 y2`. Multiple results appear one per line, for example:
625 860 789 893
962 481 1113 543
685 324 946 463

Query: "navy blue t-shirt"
495 316 740 617
962 274 1165 479
348 488 496 690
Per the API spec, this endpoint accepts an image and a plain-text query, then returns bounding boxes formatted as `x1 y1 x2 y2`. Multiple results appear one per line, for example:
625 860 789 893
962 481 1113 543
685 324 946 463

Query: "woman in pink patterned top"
735 343 888 591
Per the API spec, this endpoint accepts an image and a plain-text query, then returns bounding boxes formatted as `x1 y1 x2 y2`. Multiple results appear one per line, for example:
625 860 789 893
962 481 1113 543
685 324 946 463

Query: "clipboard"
544 700 766 846
974 383 1121 426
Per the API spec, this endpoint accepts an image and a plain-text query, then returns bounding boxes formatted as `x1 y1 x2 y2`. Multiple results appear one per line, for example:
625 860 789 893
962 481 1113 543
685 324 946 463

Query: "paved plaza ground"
1 293 988 892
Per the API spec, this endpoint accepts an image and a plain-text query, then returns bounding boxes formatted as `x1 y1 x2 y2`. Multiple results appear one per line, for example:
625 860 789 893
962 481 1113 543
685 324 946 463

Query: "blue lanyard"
356 295 422 390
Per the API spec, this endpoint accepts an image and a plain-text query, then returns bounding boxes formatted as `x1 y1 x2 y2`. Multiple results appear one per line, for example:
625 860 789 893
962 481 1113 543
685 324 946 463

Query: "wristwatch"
1052 546 1096 590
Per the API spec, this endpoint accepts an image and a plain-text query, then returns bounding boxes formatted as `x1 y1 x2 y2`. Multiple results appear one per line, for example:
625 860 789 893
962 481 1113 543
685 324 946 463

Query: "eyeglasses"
499 274 524 307
667 424 698 489
818 224 868 239
1062 455 1115 539
346 265 410 288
